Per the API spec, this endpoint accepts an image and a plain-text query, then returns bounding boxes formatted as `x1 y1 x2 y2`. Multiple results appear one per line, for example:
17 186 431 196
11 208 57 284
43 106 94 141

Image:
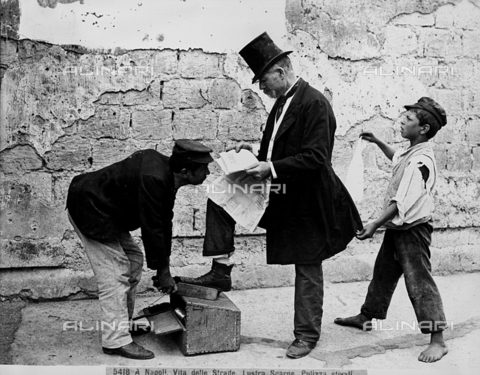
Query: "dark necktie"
275 82 299 122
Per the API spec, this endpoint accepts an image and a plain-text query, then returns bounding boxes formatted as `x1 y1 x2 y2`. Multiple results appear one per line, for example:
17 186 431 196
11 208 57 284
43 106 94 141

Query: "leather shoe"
175 262 233 292
129 321 151 336
286 339 316 359
102 342 154 360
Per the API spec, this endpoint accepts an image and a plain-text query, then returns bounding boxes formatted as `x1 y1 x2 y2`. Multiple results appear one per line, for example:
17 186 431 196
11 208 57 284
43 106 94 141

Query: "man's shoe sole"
102 347 154 360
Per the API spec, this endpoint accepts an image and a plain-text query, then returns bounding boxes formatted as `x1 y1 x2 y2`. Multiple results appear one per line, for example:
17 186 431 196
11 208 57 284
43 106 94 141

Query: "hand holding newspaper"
206 150 269 232
216 149 259 175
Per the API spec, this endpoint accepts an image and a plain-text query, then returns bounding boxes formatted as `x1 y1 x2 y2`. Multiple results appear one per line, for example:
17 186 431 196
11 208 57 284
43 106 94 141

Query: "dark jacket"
258 78 363 264
66 149 176 270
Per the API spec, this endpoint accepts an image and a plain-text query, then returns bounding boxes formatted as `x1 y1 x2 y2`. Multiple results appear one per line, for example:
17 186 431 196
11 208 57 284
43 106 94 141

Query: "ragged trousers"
361 222 447 334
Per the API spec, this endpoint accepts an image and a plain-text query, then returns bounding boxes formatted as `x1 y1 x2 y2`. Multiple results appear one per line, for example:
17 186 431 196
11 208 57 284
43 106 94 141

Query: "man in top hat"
177 32 363 359
66 140 213 360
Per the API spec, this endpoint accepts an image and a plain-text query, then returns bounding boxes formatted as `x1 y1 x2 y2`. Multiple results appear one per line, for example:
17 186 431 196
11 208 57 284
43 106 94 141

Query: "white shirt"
267 78 300 179
384 146 437 229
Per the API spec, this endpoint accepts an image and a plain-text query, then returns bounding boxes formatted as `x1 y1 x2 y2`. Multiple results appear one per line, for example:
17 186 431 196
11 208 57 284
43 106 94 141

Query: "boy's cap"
171 139 214 163
404 97 447 128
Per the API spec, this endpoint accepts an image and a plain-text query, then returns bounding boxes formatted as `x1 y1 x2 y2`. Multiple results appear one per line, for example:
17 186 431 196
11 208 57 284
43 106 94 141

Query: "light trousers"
68 211 144 348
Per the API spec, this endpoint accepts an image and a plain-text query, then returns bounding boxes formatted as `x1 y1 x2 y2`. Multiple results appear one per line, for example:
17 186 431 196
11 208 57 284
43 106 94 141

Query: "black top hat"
171 139 214 164
239 32 292 83
404 97 447 128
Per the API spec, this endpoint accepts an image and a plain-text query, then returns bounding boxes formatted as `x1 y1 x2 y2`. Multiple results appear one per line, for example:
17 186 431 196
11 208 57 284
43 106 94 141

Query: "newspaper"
216 149 259 174
345 138 366 203
207 150 269 232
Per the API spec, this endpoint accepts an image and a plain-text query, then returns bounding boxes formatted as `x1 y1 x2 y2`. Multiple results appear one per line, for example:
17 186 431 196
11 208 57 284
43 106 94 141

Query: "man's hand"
154 266 178 294
356 222 379 240
245 161 271 181
226 142 253 153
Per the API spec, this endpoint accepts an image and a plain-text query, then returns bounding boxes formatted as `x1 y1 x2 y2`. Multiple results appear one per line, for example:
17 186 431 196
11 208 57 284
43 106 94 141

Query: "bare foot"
334 314 373 331
418 342 448 363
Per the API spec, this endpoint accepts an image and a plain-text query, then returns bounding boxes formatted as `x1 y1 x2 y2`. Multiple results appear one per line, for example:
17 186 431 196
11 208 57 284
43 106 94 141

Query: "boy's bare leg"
334 313 373 331
418 331 448 363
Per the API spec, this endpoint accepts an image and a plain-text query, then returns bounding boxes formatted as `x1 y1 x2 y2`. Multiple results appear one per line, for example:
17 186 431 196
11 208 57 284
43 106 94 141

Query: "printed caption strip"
107 369 367 375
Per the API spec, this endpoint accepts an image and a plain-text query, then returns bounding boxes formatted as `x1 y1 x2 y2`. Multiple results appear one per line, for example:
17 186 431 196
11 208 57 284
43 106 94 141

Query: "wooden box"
170 292 241 356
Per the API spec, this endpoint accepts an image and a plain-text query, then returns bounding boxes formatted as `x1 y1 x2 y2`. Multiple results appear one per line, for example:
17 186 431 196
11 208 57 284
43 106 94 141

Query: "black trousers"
204 199 323 343
361 222 447 333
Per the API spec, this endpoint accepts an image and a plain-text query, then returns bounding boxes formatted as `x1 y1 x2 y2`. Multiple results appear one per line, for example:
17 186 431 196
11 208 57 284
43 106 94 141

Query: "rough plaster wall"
0 0 479 300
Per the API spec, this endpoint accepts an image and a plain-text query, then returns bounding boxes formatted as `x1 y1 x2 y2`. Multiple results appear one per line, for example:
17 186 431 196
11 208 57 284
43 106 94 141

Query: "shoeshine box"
169 292 241 355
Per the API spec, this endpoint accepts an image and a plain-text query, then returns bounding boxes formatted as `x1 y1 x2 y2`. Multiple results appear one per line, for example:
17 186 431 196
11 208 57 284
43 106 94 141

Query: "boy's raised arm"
360 131 396 161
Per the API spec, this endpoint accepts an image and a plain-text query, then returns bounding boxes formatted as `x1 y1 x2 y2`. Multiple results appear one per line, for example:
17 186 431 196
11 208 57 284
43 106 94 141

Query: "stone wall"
1 0 479 300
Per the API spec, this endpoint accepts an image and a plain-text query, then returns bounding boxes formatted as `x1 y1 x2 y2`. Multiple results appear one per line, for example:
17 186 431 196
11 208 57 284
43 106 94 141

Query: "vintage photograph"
1 0 479 374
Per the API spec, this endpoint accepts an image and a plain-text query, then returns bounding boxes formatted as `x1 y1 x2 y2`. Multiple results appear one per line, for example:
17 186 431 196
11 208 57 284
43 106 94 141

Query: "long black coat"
258 78 362 264
66 150 176 270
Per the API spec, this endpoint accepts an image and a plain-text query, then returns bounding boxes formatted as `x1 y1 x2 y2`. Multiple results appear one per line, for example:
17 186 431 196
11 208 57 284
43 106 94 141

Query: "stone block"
433 175 480 228
428 88 463 116
0 172 53 204
208 79 242 109
446 143 473 171
131 109 173 140
241 89 265 110
437 60 479 89
419 29 462 59
0 238 64 268
435 4 454 29
94 92 122 106
382 26 418 56
432 117 466 144
218 110 265 141
472 147 480 170
44 136 91 171
0 194 69 239
178 50 223 79
463 89 480 114
162 79 209 109
52 172 77 207
433 143 448 170
392 12 435 26
452 0 480 30
91 139 142 168
466 118 480 145
152 50 179 76
123 88 161 107
462 31 480 59
0 145 43 174
0 38 18 67
323 253 377 283
172 184 209 237
0 268 95 300
431 246 480 275
172 109 218 140
77 106 130 140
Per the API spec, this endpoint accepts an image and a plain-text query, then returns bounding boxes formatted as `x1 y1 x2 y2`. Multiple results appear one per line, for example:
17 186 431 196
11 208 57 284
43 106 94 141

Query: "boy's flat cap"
404 97 447 128
172 139 214 163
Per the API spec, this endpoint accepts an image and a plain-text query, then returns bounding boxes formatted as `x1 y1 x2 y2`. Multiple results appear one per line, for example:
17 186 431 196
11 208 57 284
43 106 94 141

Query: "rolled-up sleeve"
389 159 433 226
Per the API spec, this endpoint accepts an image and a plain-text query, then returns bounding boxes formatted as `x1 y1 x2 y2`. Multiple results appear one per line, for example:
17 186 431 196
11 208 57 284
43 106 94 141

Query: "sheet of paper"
345 138 365 203
217 149 259 174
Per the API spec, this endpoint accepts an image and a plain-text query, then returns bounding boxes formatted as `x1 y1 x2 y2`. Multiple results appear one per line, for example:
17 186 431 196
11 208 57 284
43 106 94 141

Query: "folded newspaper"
207 150 270 232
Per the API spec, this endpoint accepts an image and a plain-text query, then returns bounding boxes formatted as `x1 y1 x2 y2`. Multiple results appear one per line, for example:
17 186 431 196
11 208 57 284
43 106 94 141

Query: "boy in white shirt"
334 97 448 363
